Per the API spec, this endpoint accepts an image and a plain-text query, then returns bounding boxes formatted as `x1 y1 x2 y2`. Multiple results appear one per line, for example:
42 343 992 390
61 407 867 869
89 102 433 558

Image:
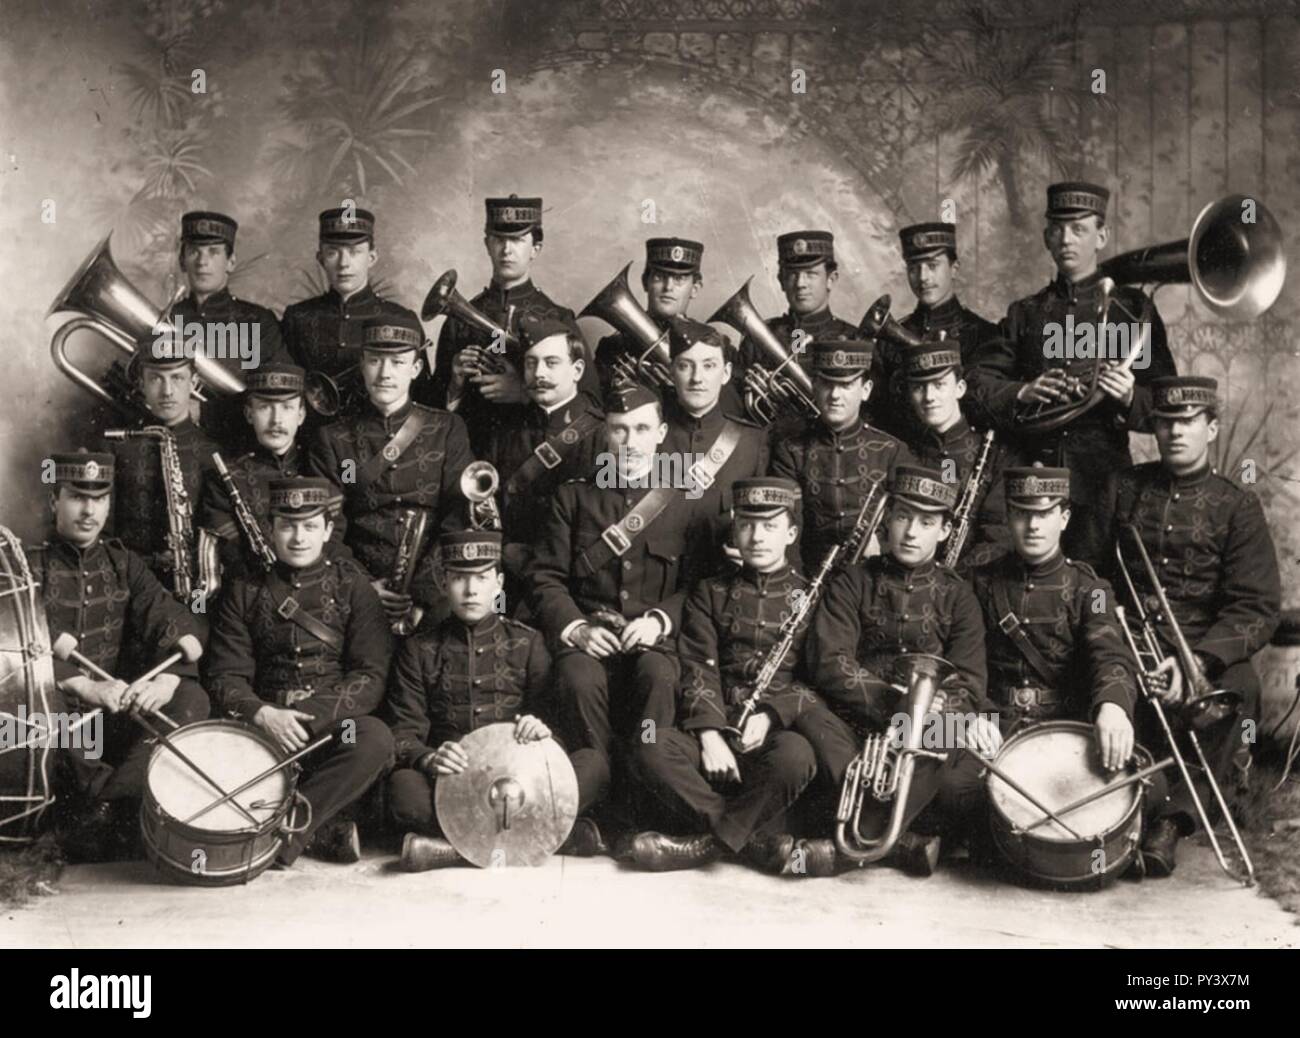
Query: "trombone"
1114 529 1254 885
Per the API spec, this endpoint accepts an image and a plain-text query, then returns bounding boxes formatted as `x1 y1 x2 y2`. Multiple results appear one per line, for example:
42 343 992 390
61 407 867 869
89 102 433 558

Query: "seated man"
626 478 818 874
28 452 209 862
206 477 395 866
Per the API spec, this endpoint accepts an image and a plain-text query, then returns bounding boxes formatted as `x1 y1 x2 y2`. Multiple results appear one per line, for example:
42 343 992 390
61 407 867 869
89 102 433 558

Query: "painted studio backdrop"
2 0 1298 687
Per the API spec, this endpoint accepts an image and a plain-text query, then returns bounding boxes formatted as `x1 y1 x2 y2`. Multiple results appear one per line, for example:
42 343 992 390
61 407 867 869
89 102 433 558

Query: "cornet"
461 461 503 531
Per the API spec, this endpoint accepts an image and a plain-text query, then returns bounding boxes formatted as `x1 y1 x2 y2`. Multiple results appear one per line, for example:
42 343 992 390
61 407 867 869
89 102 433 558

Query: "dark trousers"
555 648 678 814
280 715 394 864
388 766 440 835
59 678 210 803
632 728 816 852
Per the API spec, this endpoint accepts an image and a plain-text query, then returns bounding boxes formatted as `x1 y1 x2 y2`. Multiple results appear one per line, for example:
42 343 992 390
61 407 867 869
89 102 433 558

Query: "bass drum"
987 720 1152 891
0 527 57 843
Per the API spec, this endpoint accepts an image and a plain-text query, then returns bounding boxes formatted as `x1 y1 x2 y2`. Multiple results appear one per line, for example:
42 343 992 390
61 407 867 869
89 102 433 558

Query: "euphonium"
579 263 673 390
835 653 955 863
461 461 503 531
708 277 819 426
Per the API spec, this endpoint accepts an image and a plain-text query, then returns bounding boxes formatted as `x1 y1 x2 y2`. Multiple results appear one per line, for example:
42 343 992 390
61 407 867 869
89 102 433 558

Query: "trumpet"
422 269 516 376
708 277 819 426
461 461 503 531
835 653 954 864
579 263 674 390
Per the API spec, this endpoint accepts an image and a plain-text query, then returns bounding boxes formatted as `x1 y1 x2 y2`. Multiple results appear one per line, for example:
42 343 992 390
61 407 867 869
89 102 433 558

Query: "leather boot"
739 831 796 874
1141 818 1182 878
558 817 609 857
60 800 123 864
889 831 941 877
308 817 361 864
627 831 723 872
793 838 842 877
399 833 466 872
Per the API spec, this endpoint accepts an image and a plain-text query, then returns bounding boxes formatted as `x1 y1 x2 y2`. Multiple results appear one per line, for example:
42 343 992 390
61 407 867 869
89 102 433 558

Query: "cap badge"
670 245 685 262
83 461 100 480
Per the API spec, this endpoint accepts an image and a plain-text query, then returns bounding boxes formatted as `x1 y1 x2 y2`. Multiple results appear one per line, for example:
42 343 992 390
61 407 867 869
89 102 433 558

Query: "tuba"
461 461 503 531
835 653 954 863
579 263 673 390
1015 194 1286 434
49 235 245 420
709 278 820 426
421 269 516 376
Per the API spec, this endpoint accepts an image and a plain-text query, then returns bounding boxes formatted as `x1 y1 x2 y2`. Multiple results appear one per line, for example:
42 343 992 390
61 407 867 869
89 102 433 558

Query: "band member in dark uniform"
426 195 600 456
1109 376 1281 875
966 181 1177 568
770 339 912 573
527 383 704 830
309 316 473 628
168 210 290 451
206 477 394 866
31 452 209 862
626 478 818 873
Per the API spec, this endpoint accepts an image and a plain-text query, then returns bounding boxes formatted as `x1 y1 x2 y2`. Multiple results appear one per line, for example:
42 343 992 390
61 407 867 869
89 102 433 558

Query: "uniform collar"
50 534 106 563
183 287 233 312
1018 550 1067 578
785 305 837 329
252 440 300 472
451 613 502 639
815 416 866 443
741 563 793 590
913 296 962 323
1050 269 1104 302
527 392 584 429
669 396 725 431
882 553 936 580
1164 461 1215 488
917 414 971 450
276 554 329 581
365 396 414 425
326 284 377 309
485 279 539 307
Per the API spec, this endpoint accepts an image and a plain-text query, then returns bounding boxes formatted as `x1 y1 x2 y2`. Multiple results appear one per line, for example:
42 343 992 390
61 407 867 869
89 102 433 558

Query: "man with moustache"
486 315 604 608
966 182 1177 567
309 316 473 630
27 452 209 862
167 211 290 450
770 339 912 573
428 195 600 457
207 477 394 865
281 208 424 430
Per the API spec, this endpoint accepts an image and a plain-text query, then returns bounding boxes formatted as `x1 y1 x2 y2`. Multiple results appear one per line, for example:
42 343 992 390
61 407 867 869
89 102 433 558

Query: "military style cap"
902 341 963 382
810 339 873 381
136 324 193 371
439 530 503 573
899 222 957 262
1046 181 1109 221
518 313 573 352
319 207 376 243
604 381 661 415
181 210 237 246
777 230 835 269
890 464 959 513
666 315 731 359
359 315 423 353
645 237 703 274
485 194 543 238
50 450 114 497
246 363 306 399
268 477 336 519
1004 465 1071 511
733 477 801 518
1151 375 1219 417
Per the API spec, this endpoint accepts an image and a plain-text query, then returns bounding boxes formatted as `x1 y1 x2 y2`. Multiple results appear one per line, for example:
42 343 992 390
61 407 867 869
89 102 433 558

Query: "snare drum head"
988 721 1143 842
145 721 289 831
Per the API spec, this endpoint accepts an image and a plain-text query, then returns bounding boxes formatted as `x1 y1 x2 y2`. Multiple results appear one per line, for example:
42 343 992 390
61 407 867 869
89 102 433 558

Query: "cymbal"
434 723 578 868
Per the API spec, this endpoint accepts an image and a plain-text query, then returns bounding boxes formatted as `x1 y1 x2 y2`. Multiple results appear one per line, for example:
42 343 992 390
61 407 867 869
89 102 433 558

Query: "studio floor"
4 837 1296 948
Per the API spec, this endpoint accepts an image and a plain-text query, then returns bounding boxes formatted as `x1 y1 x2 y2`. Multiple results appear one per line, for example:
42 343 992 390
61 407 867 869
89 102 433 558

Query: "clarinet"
104 426 195 600
942 429 996 569
211 452 276 571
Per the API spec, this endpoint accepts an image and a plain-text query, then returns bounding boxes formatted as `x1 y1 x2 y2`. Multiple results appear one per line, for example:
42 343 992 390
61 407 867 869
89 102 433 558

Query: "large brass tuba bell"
421 269 516 375
579 262 674 390
708 277 820 426
48 234 246 418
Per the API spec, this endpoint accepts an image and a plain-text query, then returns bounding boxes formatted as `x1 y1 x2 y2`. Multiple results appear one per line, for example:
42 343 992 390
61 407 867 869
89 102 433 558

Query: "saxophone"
942 429 996 569
390 508 431 636
104 426 195 601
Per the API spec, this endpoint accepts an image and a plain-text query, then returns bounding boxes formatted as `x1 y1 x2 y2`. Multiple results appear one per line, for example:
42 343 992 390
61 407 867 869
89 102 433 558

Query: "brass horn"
304 364 362 418
460 460 502 531
708 277 819 426
1100 193 1285 321
835 653 953 864
48 234 246 418
579 262 673 390
857 293 925 348
421 269 515 375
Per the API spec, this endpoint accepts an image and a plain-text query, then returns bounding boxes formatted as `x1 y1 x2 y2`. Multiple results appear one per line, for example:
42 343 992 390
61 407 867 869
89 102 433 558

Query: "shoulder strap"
685 421 743 492
357 408 431 487
506 411 603 496
575 485 680 578
263 569 344 652
989 577 1057 688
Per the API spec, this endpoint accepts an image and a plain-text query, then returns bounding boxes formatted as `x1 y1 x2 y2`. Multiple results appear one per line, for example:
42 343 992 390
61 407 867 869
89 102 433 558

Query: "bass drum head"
144 720 289 832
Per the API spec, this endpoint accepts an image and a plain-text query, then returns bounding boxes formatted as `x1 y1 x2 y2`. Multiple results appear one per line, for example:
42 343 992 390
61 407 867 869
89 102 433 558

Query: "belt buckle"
998 612 1020 635
1013 686 1036 709
687 460 715 491
534 442 562 470
601 524 632 556
277 597 299 620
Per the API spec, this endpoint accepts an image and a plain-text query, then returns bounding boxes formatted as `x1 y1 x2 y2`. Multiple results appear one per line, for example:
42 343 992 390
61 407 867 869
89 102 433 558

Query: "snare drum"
141 719 307 886
987 720 1152 890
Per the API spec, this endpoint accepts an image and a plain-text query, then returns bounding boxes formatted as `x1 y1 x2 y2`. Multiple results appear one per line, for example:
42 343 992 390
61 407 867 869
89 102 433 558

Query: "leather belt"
1003 685 1061 710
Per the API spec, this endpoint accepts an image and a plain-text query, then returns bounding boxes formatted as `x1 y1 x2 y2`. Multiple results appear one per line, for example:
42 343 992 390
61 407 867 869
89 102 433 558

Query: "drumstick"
52 633 261 827
973 751 1086 840
181 733 334 827
1019 757 1180 835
